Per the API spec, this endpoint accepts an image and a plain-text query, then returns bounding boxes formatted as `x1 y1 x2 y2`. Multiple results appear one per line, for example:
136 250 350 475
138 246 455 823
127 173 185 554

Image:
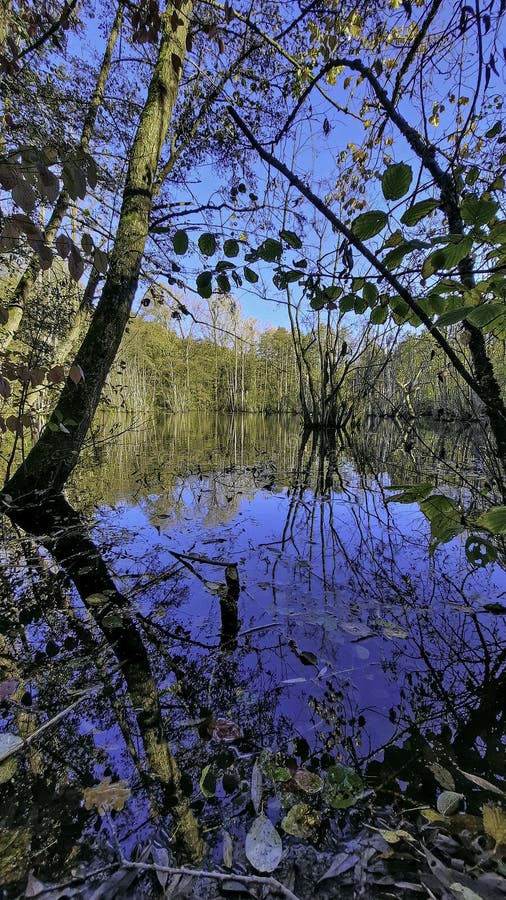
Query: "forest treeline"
109 304 506 423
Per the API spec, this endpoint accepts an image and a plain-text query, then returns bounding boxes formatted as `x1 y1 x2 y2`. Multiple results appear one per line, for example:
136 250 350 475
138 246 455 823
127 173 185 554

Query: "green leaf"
401 199 439 227
223 239 239 257
422 236 473 277
465 535 498 567
370 305 388 325
196 271 212 298
354 296 368 314
244 266 258 283
387 483 433 504
466 302 506 335
381 162 412 200
485 122 502 139
352 210 388 240
216 273 231 293
389 296 410 323
273 269 304 288
465 166 480 186
435 306 469 327
324 765 364 810
363 282 378 304
339 293 357 313
172 229 189 255
310 292 326 311
488 221 506 243
198 233 217 256
281 803 320 838
461 195 499 226
420 494 464 547
475 506 506 534
279 229 302 249
382 229 404 249
258 238 283 262
383 243 414 270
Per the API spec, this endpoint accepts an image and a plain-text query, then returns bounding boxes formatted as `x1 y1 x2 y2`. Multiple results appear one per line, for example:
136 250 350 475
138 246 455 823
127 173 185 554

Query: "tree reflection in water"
0 414 505 893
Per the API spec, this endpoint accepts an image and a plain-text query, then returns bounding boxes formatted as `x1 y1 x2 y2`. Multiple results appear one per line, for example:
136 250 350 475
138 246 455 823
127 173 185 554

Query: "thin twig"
0 687 98 763
120 858 302 900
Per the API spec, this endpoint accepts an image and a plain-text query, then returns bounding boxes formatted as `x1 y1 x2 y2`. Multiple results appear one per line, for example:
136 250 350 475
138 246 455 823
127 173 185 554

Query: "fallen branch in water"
120 858 302 900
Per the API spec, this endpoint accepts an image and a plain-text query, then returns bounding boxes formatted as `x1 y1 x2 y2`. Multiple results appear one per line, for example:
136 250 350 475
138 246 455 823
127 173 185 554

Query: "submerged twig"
120 858 302 900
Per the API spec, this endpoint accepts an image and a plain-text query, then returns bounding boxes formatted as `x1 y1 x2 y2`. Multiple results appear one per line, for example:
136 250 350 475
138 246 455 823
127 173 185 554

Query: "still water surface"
1 412 505 890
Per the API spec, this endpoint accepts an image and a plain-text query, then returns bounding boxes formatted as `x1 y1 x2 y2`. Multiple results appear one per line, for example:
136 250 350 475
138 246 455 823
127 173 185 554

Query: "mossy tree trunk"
2 3 192 505
0 1 124 351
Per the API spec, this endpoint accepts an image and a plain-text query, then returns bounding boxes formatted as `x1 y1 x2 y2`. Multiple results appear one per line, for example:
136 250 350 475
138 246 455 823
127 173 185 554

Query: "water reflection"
0 413 505 891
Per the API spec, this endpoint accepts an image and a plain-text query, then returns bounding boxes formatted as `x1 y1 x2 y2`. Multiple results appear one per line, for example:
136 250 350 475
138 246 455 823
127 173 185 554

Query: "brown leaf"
171 52 182 74
12 179 36 213
83 777 130 815
68 245 84 282
6 415 22 435
291 768 324 794
29 366 47 387
36 164 59 204
0 218 23 252
55 233 72 259
208 718 243 742
483 803 506 847
47 365 65 384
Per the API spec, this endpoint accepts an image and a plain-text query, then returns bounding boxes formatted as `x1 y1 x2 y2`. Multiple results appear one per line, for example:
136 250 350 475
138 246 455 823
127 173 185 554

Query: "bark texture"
2 3 192 504
0 1 124 350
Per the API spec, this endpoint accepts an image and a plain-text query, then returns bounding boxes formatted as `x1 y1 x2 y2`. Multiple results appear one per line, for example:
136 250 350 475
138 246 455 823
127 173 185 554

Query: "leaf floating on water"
199 764 216 798
251 759 263 813
457 768 506 797
245 814 282 873
208 718 243 742
378 828 415 844
0 732 23 763
324 765 364 809
340 621 373 638
83 777 130 815
0 756 17 785
421 807 446 823
281 802 320 838
483 803 506 847
292 768 324 794
318 851 359 883
0 680 19 700
437 790 464 817
376 619 408 639
429 763 456 791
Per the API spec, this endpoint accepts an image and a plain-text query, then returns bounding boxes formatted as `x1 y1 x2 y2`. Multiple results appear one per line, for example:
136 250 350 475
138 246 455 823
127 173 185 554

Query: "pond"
1 413 505 898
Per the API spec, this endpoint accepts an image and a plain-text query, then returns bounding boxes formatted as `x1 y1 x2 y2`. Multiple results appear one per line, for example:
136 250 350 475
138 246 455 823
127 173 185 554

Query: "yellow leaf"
483 803 506 846
421 807 446 822
379 828 415 844
83 777 130 815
